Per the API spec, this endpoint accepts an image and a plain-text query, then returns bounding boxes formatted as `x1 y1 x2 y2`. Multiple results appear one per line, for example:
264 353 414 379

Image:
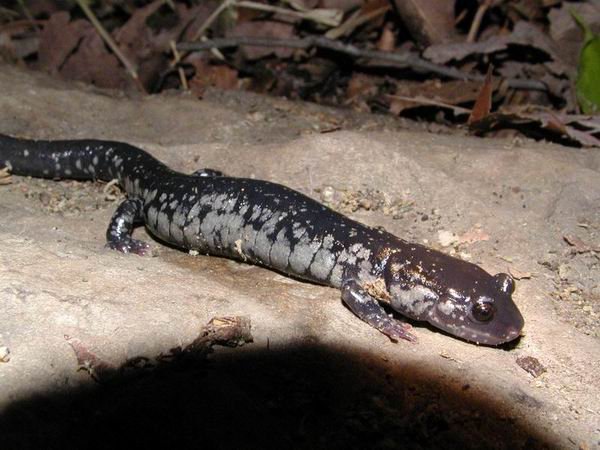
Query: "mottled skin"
0 134 524 345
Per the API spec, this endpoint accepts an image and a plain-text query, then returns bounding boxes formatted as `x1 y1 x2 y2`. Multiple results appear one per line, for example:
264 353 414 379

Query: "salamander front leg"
341 279 416 342
106 198 150 255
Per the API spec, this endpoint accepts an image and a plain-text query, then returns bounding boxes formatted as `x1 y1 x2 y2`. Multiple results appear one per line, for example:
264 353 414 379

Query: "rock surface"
0 64 598 449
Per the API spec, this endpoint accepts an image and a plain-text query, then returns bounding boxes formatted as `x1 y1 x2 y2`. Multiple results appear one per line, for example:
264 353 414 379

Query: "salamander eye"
471 301 495 322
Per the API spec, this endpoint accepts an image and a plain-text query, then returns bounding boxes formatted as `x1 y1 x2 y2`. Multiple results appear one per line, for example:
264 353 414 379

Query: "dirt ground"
0 64 598 450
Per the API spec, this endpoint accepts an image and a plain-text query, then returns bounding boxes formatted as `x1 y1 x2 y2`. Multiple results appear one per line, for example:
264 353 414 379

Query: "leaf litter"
0 0 599 146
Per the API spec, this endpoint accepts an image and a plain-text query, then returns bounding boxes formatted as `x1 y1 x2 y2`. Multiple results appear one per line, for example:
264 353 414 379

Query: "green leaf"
572 9 600 115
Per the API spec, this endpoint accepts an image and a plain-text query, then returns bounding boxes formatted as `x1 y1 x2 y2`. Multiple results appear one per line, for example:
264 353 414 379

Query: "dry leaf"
392 0 457 46
377 23 395 52
468 106 600 147
424 21 568 77
468 65 493 125
37 12 89 72
325 0 389 39
65 335 117 382
188 57 239 97
508 267 532 280
564 234 598 253
59 27 130 89
228 20 295 60
458 227 490 245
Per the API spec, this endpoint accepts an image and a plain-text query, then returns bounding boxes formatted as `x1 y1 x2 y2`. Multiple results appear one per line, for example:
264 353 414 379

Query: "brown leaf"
114 0 163 53
65 335 117 382
59 27 130 90
563 234 598 253
377 23 395 52
0 21 40 60
508 267 532 280
397 79 498 105
516 356 546 378
184 316 253 352
319 0 363 11
424 21 568 77
468 66 494 125
386 79 491 116
468 106 600 147
391 0 457 46
188 57 239 97
228 20 295 60
37 12 89 72
346 72 379 100
325 0 389 40
458 227 490 245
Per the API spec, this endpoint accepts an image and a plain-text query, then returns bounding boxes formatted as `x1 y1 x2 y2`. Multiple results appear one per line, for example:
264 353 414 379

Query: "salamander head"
383 250 524 345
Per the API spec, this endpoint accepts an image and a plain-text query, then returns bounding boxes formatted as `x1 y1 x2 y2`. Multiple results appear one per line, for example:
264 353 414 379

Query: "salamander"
0 133 524 345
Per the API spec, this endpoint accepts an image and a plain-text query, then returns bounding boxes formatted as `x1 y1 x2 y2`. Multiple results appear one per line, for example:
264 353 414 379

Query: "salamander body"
0 133 524 345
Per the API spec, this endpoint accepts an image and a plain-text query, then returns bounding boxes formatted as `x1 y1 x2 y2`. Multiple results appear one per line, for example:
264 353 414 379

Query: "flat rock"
0 64 598 449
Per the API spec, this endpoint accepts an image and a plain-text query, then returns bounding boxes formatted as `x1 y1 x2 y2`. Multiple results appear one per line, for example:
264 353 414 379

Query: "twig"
177 36 549 91
170 40 188 90
236 0 342 27
191 0 236 42
325 4 389 40
0 6 20 19
467 0 493 43
386 94 471 114
14 0 41 32
15 0 34 23
75 0 145 92
0 19 44 33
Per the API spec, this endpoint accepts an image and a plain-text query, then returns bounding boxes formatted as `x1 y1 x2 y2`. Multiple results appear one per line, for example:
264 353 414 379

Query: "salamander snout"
429 271 524 346
383 250 525 345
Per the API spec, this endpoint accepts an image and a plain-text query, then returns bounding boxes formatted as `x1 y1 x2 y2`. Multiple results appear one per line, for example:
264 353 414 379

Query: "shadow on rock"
0 343 553 450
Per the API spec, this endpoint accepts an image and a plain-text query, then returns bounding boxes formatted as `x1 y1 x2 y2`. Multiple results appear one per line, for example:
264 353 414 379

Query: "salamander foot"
341 278 417 343
106 238 150 255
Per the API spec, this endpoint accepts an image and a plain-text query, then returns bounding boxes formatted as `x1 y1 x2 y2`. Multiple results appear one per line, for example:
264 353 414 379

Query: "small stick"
236 1 341 27
325 4 389 40
15 0 35 23
75 0 145 92
191 0 236 42
467 0 493 43
177 36 548 91
386 94 471 114
170 40 189 90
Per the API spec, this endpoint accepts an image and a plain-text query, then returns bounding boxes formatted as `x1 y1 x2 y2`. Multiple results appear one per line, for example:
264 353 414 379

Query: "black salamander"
0 134 524 345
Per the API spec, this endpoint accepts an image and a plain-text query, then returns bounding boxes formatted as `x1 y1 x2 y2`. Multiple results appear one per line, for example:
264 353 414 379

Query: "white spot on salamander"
437 300 456 316
390 284 438 319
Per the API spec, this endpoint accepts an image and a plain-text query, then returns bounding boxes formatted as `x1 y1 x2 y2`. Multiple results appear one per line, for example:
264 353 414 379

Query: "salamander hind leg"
341 278 416 342
106 198 150 255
